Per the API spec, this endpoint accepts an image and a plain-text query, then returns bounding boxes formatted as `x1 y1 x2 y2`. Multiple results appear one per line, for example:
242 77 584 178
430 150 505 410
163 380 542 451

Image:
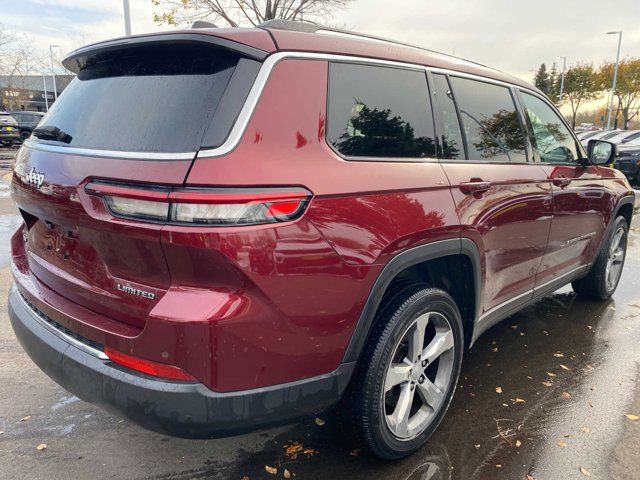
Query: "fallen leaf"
581 426 591 433
589 402 594 408
496 464 502 468
624 414 639 421
547 372 557 378
561 392 571 399
585 364 594 371
474 444 481 449
557 440 567 448
527 475 536 480
20 416 31 422
502 403 509 407
0 430 4 435
511 325 518 329
36 443 47 451
579 467 591 476
553 353 564 358
512 398 526 404
349 449 361 457
560 364 571 371
590 385 597 391
315 417 325 426
515 440 522 447
241 477 249 480
265 465 277 475
496 387 503 394
519 332 525 336
542 381 553 387
492 347 498 353
284 469 291 479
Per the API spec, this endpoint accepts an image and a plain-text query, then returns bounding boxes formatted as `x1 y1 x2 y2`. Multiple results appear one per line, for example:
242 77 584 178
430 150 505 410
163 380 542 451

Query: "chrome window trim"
23 139 196 161
23 50 543 161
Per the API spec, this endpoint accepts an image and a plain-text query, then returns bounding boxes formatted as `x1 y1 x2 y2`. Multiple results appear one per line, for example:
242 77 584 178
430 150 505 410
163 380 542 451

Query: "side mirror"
587 139 616 165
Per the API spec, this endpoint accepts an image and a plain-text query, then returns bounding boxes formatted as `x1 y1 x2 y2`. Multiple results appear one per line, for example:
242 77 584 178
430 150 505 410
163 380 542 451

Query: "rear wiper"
32 126 73 144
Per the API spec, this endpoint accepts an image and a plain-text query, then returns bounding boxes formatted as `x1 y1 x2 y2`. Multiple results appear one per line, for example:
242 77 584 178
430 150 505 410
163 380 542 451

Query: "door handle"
459 180 492 195
552 176 571 188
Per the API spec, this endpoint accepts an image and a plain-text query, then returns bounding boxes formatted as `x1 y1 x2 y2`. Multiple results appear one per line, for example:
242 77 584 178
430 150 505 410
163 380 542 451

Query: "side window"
431 74 465 159
449 77 527 163
521 92 578 164
328 63 436 158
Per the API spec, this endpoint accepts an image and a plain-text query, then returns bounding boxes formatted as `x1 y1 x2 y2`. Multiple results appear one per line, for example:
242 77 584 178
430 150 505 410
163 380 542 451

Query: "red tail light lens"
85 182 312 226
104 347 196 382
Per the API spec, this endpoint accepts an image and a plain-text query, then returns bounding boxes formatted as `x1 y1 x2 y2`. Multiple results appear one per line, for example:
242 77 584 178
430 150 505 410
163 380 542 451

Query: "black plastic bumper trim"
8 284 354 438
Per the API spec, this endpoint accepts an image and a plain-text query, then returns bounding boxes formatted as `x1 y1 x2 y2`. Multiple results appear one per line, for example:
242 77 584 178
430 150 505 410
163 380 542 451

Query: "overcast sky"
3 0 639 83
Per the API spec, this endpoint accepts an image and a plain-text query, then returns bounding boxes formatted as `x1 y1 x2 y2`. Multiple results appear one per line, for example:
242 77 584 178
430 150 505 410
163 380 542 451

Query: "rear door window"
35 43 256 154
431 74 465 159
327 63 436 159
449 77 527 163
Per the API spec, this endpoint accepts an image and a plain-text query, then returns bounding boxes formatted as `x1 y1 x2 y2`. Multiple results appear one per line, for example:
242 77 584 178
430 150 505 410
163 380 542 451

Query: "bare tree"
2 35 48 110
151 0 353 27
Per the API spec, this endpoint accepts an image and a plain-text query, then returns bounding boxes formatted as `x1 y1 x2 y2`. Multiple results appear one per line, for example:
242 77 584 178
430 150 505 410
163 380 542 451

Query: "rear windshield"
35 43 253 154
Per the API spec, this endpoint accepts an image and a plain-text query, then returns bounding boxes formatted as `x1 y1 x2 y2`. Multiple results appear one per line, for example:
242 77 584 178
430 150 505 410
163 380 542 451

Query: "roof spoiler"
62 32 268 73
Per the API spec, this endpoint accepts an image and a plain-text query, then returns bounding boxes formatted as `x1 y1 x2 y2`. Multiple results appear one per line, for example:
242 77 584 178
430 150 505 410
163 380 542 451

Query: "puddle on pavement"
0 214 21 268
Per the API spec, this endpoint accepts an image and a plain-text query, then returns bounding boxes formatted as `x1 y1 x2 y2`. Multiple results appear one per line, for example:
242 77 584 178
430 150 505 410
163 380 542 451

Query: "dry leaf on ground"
547 372 557 378
512 398 526 404
579 467 591 476
561 392 571 399
284 469 291 479
560 364 571 371
553 353 564 358
349 449 361 457
527 475 536 480
495 387 503 394
20 416 31 422
265 465 277 475
315 417 325 426
581 426 591 433
557 440 567 448
624 414 639 421
36 443 47 451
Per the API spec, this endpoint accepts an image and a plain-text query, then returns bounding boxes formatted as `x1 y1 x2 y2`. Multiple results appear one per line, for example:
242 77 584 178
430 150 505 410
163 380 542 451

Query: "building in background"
0 75 74 112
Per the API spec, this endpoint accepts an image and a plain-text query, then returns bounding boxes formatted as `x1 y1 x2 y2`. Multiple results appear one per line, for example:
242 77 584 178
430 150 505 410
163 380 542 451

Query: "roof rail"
192 20 218 29
258 19 494 72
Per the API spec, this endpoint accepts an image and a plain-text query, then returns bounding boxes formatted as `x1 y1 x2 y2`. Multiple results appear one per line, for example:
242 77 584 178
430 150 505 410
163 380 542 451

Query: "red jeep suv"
8 21 634 459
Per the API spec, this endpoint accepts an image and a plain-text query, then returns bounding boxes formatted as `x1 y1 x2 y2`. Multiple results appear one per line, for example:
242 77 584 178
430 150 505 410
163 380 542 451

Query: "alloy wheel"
383 311 455 440
605 225 627 292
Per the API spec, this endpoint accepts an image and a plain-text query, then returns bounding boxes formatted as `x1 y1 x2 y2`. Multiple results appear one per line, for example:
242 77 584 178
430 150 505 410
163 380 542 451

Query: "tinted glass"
449 77 527 162
431 74 464 159
521 92 578 164
36 43 242 153
328 63 436 158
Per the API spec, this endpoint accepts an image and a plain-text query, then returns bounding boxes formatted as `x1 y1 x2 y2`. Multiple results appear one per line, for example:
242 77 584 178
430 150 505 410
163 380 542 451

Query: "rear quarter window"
327 63 436 159
34 42 259 154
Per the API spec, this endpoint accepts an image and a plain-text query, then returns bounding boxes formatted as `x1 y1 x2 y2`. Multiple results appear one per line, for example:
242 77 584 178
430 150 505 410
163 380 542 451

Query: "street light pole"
555 56 567 103
123 0 132 36
42 75 49 112
605 30 622 130
49 44 60 102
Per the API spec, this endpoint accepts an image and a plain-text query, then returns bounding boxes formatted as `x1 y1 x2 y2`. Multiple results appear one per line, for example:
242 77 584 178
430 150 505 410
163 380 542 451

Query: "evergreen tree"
533 63 551 95
548 62 560 104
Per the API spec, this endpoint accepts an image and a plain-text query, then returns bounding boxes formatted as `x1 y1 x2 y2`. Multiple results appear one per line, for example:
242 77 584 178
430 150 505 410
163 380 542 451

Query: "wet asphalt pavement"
0 146 639 480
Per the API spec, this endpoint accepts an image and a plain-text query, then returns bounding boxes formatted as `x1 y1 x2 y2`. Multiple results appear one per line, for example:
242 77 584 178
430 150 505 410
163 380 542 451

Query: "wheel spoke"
422 329 454 365
408 313 429 363
385 361 412 391
417 377 444 409
388 384 415 437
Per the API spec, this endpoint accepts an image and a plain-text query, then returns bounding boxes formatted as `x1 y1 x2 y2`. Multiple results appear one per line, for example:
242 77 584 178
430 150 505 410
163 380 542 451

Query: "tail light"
85 182 312 226
104 346 196 382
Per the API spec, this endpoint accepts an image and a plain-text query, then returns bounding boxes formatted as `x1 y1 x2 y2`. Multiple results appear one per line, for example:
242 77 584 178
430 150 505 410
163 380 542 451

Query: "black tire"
335 285 464 459
20 130 30 140
572 215 628 300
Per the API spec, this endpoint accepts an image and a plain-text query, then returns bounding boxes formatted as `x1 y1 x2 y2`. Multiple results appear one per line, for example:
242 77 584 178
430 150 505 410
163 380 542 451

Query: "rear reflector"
104 347 196 382
85 182 312 226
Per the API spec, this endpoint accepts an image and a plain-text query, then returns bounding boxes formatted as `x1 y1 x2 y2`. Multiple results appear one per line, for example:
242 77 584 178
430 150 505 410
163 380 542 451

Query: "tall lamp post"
605 30 622 130
123 0 132 36
554 56 567 103
49 44 60 102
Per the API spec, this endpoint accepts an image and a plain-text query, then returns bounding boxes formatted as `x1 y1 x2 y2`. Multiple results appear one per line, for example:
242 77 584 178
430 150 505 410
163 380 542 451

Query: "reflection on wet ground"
0 160 638 479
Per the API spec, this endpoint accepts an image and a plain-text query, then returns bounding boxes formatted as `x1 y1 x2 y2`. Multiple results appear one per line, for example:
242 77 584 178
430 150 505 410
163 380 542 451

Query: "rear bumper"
8 284 354 438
